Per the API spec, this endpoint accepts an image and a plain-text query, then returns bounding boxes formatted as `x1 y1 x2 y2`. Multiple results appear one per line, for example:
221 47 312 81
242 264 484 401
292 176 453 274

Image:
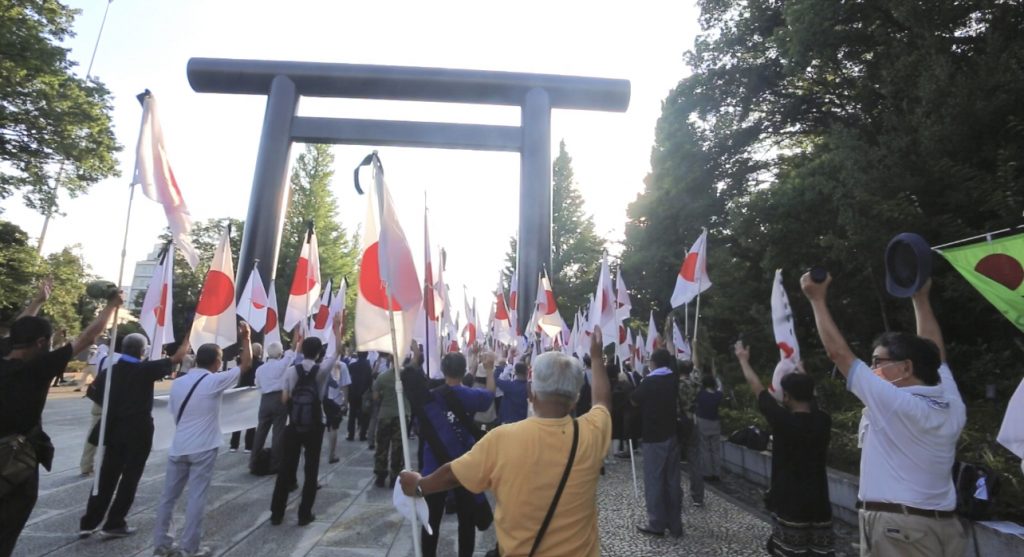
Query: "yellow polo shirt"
450 405 612 556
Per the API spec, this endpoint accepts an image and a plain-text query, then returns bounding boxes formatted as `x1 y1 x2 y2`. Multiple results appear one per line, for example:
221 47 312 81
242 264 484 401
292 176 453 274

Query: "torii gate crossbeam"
187 58 630 334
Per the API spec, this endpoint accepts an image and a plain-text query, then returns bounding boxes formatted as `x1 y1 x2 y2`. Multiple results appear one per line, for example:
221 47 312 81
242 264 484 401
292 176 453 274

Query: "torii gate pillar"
188 59 630 334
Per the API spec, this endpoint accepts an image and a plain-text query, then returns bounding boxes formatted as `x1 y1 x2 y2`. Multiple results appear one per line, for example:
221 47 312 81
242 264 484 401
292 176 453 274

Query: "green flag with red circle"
939 232 1024 333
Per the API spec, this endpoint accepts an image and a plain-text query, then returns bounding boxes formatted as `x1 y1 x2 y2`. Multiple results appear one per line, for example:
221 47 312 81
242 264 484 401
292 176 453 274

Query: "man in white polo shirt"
802 275 966 557
151 323 253 557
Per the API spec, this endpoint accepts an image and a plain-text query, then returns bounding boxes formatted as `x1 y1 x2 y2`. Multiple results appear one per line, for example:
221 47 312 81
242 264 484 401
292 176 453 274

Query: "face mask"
872 366 909 384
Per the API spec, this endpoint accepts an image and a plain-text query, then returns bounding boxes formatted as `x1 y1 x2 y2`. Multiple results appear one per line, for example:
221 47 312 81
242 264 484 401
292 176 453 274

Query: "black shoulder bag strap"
529 418 579 557
176 374 208 425
437 385 485 442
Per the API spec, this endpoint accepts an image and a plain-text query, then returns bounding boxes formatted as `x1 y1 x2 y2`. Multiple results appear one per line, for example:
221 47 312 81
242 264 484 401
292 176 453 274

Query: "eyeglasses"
870 357 902 369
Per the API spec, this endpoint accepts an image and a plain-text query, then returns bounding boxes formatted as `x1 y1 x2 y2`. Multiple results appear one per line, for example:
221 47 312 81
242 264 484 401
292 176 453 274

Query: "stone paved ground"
15 391 843 556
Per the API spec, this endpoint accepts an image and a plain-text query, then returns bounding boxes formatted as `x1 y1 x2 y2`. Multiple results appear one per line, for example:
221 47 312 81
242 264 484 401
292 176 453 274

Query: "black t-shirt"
0 344 74 437
630 372 679 443
348 358 372 395
91 357 172 443
757 390 832 522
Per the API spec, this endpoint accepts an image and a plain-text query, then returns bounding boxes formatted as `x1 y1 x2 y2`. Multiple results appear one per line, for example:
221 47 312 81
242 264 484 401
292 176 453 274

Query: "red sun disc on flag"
290 257 317 296
975 253 1024 290
544 290 557 315
263 307 278 334
195 271 233 316
359 243 401 311
680 252 699 281
619 325 627 344
155 284 168 326
509 292 517 311
313 304 330 329
777 341 795 359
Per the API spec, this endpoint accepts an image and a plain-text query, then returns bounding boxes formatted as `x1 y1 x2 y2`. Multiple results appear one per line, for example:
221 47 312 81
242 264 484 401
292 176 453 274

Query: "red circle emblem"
195 271 233 316
975 253 1024 290
359 243 401 310
680 252 699 282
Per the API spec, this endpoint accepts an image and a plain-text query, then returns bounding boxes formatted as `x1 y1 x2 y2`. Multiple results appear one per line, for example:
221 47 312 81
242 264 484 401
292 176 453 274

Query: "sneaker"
298 514 316 526
374 474 386 488
692 501 705 508
345 435 355 441
183 547 213 557
243 449 252 454
270 515 283 526
99 526 136 538
328 456 340 464
229 448 238 453
78 528 97 539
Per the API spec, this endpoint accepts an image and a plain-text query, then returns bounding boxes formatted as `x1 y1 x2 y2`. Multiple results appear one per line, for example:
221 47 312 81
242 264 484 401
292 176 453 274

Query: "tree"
503 140 604 316
39 246 90 337
0 0 120 213
275 144 360 336
621 0 1024 519
0 220 43 326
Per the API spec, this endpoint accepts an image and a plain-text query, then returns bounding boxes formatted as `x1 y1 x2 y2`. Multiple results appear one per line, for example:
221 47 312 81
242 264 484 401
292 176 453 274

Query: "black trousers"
270 424 323 520
229 428 255 450
347 392 369 439
0 466 38 557
79 437 152 531
423 488 476 557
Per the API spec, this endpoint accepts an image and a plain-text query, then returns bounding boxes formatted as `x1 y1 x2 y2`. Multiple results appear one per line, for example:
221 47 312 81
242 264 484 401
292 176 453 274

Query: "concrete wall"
719 441 1024 556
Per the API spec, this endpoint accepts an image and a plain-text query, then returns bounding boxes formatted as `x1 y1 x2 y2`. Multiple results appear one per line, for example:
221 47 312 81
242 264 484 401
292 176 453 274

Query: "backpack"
952 461 1000 520
288 364 322 432
729 425 771 452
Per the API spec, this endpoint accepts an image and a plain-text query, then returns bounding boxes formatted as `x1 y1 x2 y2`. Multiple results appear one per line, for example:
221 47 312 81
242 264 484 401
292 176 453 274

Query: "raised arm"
911 279 946 362
72 291 123 356
590 328 611 410
734 341 765 398
800 272 857 376
17 278 52 320
663 314 675 355
481 351 497 393
237 323 253 374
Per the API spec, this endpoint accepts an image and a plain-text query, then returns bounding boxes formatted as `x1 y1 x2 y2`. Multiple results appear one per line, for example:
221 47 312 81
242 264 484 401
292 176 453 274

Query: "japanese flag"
355 155 422 358
671 229 712 308
645 311 659 354
326 279 348 356
615 268 632 322
139 243 174 360
672 321 692 361
492 274 514 345
590 257 617 344
190 227 236 348
236 267 269 329
309 279 333 342
262 279 282 348
283 227 321 332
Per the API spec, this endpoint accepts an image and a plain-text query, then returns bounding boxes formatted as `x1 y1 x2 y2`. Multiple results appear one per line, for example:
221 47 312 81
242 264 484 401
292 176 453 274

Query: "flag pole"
423 194 431 378
690 229 707 348
93 182 137 495
374 156 422 557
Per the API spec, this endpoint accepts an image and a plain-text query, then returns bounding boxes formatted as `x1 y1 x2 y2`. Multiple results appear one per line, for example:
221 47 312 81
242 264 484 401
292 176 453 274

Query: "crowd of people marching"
1 268 972 557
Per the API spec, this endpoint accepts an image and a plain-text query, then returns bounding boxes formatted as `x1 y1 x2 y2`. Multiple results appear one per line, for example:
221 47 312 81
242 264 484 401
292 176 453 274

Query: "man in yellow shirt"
399 329 612 556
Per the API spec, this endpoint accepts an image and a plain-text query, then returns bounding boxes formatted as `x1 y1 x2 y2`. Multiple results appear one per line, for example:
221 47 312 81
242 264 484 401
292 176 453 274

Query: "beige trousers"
79 402 102 474
858 509 966 557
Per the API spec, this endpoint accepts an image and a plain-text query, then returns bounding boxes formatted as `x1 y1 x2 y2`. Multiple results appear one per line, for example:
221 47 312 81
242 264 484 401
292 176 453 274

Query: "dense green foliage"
505 140 605 316
622 0 1024 519
0 0 120 213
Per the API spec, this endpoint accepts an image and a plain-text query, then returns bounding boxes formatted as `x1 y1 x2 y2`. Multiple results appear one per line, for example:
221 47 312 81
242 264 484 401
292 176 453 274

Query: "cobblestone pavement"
14 394 849 556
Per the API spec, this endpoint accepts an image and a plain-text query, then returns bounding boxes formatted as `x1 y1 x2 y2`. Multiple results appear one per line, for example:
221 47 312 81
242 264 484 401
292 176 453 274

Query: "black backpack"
729 425 771 452
952 461 1000 520
288 364 322 432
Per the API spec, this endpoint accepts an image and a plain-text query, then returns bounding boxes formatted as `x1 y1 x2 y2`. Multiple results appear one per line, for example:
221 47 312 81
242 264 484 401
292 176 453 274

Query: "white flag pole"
93 182 137 495
690 228 707 348
374 156 422 557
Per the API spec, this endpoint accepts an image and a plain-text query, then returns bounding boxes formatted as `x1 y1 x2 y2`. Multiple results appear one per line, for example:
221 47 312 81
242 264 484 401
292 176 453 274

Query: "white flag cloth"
310 279 333 342
132 94 199 269
635 332 646 364
492 275 514 345
769 358 799 402
997 377 1024 459
462 289 478 346
139 243 174 359
326 279 348 357
671 229 712 308
236 267 269 329
615 268 632 322
590 257 617 345
189 227 236 348
393 480 432 536
355 157 422 358
262 279 282 348
283 229 321 332
414 212 442 379
672 321 691 361
616 325 632 363
645 311 659 354
530 272 566 339
508 268 519 336
770 269 801 362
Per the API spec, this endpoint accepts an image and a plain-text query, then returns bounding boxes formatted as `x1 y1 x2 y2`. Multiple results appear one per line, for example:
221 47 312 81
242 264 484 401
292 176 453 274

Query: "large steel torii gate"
187 58 630 333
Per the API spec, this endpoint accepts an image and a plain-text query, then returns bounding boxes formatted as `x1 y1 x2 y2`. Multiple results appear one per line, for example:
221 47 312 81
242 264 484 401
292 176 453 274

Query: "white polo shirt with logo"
848 359 966 511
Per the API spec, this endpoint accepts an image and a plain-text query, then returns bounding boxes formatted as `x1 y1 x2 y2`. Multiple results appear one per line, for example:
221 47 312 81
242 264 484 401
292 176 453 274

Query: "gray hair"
531 352 584 402
266 342 283 359
122 333 148 358
251 342 263 359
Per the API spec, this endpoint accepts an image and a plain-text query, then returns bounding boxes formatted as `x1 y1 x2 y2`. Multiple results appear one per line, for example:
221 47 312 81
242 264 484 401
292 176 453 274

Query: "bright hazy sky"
3 0 700 313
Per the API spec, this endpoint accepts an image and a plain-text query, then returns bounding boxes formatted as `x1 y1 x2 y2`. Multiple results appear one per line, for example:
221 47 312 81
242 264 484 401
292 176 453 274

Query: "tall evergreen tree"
504 140 604 316
275 144 360 334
